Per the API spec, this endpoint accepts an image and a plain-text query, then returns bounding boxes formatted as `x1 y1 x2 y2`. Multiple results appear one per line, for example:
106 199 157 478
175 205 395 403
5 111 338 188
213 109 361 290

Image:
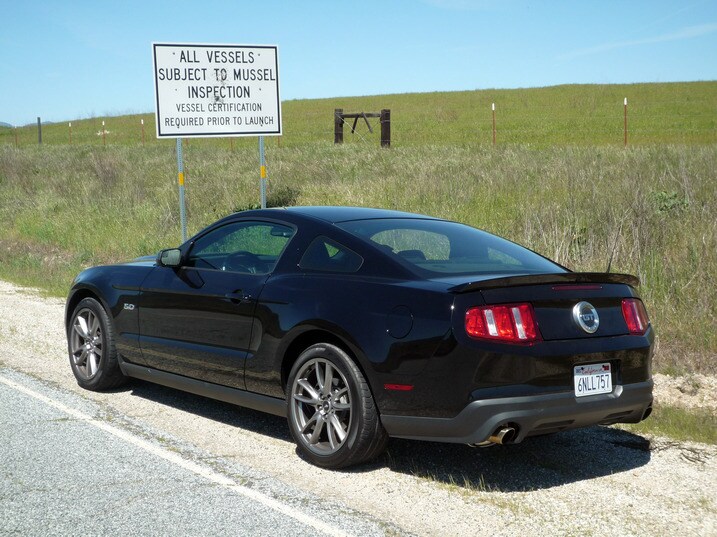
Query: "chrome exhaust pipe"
489 427 516 445
469 426 517 448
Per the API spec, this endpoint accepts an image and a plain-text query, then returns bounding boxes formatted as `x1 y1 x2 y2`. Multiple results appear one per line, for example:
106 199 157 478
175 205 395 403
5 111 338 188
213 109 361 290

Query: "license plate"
574 363 612 397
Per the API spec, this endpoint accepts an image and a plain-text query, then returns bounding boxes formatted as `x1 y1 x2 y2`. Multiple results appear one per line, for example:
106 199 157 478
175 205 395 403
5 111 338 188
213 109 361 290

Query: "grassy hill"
2 81 716 147
0 82 715 374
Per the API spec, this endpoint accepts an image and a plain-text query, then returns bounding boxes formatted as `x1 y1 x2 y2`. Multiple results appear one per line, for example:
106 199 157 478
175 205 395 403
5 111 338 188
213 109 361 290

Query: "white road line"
0 373 350 537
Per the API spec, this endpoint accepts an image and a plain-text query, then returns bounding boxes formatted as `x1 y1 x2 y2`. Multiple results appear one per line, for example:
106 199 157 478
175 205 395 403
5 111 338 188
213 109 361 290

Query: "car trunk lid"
449 273 639 341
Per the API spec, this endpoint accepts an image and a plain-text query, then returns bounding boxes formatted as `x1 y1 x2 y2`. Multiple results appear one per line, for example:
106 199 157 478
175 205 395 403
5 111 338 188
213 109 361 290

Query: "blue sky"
2 0 716 125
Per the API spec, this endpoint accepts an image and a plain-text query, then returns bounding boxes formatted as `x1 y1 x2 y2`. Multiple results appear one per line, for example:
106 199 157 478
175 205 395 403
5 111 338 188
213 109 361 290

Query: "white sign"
152 42 281 138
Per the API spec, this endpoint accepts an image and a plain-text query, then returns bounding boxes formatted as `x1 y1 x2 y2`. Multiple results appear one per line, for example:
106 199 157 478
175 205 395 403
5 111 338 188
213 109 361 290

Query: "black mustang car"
66 207 654 468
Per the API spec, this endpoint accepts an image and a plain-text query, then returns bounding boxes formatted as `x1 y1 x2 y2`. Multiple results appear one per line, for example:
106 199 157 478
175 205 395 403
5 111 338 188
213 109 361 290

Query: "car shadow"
121 379 652 492
125 379 292 442
366 426 652 492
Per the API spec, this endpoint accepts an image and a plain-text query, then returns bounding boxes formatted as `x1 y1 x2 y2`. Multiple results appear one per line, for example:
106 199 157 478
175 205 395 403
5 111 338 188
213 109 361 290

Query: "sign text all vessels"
152 43 281 138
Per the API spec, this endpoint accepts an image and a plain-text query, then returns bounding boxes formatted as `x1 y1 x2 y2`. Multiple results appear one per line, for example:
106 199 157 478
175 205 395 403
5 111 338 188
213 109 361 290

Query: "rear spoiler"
448 272 640 294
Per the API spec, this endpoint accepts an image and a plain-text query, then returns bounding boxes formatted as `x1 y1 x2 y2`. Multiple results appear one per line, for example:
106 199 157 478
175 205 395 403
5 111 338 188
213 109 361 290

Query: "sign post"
176 138 187 241
259 136 267 208
152 42 282 239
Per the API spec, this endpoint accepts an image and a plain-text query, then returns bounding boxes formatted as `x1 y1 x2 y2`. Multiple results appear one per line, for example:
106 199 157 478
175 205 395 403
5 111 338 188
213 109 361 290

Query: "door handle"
224 291 251 303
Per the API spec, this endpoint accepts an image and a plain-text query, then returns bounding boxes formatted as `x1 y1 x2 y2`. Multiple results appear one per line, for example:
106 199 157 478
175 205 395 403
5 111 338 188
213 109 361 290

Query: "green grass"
617 404 717 445
0 81 716 374
2 81 716 148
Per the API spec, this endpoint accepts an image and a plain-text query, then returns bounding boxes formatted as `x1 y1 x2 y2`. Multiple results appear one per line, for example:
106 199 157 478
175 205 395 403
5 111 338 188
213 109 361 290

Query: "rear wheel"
68 297 127 391
287 343 387 469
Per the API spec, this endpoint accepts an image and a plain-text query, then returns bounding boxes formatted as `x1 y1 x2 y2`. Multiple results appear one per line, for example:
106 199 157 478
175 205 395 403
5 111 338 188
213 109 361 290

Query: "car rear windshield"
337 219 566 276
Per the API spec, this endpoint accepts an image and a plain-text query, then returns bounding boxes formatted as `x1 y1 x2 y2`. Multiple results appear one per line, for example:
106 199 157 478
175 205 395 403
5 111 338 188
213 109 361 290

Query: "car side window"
186 221 294 274
299 236 363 273
371 229 450 261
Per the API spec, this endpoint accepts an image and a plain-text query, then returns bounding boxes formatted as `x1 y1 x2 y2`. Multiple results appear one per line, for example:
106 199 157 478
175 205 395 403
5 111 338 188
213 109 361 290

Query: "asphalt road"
0 370 385 536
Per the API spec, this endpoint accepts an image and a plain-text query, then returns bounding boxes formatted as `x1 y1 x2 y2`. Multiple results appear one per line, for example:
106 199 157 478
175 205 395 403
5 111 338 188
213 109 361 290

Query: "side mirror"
157 248 182 267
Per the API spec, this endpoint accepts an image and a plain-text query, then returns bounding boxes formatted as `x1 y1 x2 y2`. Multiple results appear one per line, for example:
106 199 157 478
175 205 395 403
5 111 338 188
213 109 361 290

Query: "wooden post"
37 117 42 145
380 109 390 148
102 120 106 146
14 127 18 147
334 108 343 144
624 97 628 147
141 119 145 145
69 122 72 144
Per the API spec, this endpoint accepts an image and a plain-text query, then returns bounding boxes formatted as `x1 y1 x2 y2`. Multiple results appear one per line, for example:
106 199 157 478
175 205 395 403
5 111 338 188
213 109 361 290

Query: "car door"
138 219 295 389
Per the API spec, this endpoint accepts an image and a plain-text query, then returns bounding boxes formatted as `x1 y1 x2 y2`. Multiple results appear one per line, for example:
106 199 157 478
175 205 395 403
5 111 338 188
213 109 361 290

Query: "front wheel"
67 297 127 391
287 344 388 469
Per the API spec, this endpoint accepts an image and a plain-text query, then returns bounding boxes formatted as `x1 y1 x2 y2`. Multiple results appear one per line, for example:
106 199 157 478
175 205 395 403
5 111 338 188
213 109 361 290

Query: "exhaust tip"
468 425 519 447
488 426 517 445
641 404 653 421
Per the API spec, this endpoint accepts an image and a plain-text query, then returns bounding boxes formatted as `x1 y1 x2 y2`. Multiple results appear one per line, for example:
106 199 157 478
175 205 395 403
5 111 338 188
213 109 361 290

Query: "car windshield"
337 218 566 276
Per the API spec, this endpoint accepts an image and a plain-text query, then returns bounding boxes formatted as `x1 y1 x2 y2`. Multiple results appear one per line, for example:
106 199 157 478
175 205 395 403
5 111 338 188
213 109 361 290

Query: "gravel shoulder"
2 279 716 536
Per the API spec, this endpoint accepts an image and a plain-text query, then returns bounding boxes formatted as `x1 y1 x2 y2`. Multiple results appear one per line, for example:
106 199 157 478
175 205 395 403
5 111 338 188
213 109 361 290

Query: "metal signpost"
259 135 267 208
176 138 187 241
152 42 282 241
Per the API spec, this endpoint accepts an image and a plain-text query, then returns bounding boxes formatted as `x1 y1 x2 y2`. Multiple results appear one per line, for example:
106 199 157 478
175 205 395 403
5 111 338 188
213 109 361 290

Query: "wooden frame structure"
334 108 391 147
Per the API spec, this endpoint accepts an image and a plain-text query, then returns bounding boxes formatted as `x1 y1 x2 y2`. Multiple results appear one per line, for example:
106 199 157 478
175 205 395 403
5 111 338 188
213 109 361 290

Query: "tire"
67 297 127 391
287 343 388 469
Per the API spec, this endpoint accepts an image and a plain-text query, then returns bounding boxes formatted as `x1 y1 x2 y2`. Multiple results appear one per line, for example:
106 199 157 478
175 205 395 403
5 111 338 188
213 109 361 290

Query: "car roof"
277 206 440 224
198 207 440 244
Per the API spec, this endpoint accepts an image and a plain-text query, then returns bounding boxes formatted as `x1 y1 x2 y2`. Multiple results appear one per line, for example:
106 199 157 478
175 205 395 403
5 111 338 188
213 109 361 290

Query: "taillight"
465 303 540 343
622 298 650 335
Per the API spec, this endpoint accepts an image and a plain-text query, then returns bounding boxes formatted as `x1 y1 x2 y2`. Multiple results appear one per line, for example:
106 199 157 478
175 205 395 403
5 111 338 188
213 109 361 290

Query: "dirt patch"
653 373 717 412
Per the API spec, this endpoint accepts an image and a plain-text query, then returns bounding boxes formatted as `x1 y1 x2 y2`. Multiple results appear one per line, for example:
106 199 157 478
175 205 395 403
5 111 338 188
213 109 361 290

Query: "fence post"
334 108 344 144
380 109 390 148
623 97 628 147
69 122 72 144
492 103 496 146
37 117 42 145
14 127 18 147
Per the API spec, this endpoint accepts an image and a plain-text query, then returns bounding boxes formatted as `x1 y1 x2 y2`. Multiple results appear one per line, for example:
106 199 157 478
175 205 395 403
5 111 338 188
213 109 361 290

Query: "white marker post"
141 118 145 146
69 122 72 145
152 43 282 239
102 120 106 146
492 103 496 146
624 97 628 147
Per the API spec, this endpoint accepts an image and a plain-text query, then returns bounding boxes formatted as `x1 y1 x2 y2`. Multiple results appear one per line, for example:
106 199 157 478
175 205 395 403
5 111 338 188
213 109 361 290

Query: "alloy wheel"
290 358 352 455
70 308 103 380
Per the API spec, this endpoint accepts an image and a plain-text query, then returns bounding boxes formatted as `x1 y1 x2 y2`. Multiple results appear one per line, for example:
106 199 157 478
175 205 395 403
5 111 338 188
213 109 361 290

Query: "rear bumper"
380 380 653 444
